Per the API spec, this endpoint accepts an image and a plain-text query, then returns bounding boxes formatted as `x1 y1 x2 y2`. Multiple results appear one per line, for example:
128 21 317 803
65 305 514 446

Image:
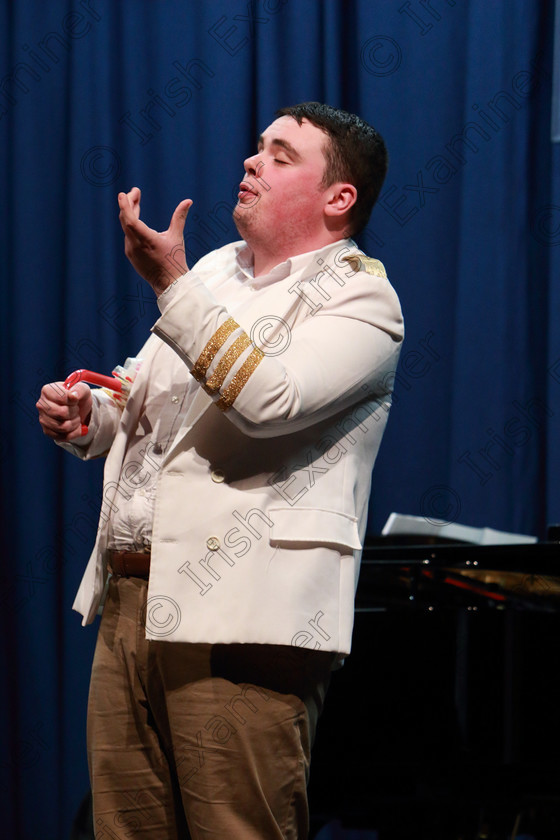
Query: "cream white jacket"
61 240 404 655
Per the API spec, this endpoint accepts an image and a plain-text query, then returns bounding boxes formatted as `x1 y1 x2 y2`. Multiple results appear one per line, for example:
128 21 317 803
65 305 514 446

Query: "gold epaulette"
341 254 387 279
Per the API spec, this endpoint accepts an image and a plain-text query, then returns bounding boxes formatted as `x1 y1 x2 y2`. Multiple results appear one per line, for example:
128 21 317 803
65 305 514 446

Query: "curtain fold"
553 0 560 139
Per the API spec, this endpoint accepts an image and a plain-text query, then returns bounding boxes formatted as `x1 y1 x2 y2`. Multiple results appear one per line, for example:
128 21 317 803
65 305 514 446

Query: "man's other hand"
118 187 192 294
36 382 93 441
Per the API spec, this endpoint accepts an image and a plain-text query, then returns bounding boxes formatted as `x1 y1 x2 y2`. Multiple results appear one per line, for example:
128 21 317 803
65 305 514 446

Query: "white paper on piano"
381 513 538 545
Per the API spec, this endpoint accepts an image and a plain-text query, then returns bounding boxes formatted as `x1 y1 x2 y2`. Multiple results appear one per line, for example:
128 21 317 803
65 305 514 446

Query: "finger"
38 414 81 438
118 191 153 239
42 427 87 442
119 187 141 218
168 199 193 237
37 382 87 417
129 186 141 219
36 399 79 424
39 382 73 406
121 186 140 205
38 400 88 438
65 382 91 404
35 382 73 417
118 189 141 225
118 190 134 223
66 423 90 440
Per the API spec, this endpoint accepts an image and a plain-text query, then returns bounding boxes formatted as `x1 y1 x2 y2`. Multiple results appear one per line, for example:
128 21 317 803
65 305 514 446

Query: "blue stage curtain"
553 0 560 139
0 1 558 836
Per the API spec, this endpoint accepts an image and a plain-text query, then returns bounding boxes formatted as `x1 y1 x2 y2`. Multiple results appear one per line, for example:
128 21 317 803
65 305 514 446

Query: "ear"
323 183 358 219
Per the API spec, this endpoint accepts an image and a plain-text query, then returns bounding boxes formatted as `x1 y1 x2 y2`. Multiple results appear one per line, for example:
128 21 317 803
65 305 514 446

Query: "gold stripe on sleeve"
191 317 240 382
216 347 265 411
204 333 252 393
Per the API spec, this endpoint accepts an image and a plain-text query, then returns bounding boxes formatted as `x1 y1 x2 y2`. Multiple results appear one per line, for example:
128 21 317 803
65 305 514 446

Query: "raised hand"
118 187 193 294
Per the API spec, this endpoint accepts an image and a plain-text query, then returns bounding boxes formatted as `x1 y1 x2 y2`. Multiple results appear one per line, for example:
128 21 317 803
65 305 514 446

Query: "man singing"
37 102 404 839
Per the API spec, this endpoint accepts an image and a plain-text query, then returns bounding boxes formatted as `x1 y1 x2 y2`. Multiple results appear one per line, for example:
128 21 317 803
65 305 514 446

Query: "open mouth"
238 181 259 200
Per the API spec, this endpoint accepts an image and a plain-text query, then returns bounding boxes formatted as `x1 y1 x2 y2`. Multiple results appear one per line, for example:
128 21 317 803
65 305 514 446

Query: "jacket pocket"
268 506 362 551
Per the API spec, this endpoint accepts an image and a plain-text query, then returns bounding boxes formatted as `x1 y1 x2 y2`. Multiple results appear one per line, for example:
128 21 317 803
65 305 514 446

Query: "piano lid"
359 537 560 611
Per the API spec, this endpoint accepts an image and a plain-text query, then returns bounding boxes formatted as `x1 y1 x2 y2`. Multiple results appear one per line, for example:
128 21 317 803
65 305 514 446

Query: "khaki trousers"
87 576 334 839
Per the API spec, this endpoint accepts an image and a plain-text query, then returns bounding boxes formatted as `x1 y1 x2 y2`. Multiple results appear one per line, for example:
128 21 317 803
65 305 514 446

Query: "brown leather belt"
108 549 151 579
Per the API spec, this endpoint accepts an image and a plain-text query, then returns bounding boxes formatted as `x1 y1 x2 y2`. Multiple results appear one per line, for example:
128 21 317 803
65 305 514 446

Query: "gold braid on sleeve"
204 333 252 394
192 318 265 410
191 317 239 382
216 347 265 411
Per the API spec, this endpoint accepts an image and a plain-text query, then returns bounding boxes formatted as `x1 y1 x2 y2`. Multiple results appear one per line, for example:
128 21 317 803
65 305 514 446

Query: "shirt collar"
233 239 357 289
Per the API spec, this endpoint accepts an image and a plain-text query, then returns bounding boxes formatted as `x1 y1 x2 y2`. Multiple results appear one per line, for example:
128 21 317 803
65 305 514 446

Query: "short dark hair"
276 102 388 236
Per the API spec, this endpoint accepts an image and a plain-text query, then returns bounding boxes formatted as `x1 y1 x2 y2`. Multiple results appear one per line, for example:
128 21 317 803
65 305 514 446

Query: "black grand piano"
308 536 560 839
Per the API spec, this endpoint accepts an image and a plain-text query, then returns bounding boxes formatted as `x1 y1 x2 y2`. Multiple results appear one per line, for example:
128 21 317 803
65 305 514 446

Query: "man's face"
234 116 332 247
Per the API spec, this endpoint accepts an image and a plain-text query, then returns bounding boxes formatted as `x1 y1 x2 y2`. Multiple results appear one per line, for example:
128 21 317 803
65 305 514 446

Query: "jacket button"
211 469 225 483
171 395 179 404
206 536 220 551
